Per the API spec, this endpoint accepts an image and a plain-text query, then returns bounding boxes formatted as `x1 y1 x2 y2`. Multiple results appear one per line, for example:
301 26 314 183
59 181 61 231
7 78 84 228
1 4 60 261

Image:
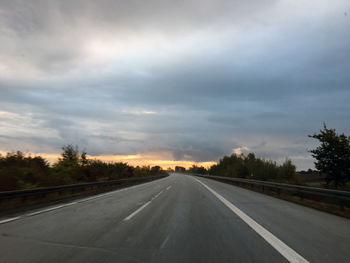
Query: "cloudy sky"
0 0 349 169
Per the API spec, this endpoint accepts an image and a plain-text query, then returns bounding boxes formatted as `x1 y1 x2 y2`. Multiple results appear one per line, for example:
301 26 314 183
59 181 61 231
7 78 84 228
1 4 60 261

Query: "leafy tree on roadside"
52 145 85 184
0 145 168 191
60 145 80 166
279 159 297 182
80 151 88 166
0 152 50 191
188 165 208 175
151 166 161 174
237 164 249 178
208 152 297 183
309 124 350 187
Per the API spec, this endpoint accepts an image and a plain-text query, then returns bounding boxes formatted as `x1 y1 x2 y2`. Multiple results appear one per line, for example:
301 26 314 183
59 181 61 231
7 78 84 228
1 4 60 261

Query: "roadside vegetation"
309 124 350 188
1 124 349 191
188 154 298 183
0 145 167 191
187 124 350 190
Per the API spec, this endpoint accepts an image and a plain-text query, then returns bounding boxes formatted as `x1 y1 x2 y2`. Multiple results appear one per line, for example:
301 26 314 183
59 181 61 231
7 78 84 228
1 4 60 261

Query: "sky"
0 0 349 170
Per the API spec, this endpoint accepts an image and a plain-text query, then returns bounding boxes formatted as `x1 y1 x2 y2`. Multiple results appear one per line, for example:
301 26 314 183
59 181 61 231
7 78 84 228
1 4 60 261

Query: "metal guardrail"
194 174 350 200
0 175 167 200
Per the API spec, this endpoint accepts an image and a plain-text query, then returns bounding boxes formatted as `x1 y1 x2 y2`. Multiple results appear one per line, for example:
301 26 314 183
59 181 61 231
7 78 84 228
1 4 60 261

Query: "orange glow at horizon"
0 151 216 169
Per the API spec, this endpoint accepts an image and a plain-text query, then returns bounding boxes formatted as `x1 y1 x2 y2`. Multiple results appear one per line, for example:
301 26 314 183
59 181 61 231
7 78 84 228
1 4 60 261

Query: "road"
0 173 349 262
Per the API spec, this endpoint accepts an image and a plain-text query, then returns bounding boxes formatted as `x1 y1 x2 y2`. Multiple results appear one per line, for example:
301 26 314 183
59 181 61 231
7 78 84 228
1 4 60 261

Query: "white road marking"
194 178 309 263
0 217 20 225
123 201 151 221
161 234 171 249
152 190 163 200
166 186 172 190
77 192 117 203
26 202 77 216
124 189 165 221
77 178 166 203
0 177 169 225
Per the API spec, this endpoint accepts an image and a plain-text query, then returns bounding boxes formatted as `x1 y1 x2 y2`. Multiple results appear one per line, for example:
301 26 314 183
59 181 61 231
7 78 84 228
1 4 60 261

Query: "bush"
0 145 168 191
0 152 50 191
188 165 208 175
208 153 298 183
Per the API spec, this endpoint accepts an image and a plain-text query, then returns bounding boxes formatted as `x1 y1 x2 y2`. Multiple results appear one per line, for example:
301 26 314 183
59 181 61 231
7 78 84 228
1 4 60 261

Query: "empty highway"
0 173 349 262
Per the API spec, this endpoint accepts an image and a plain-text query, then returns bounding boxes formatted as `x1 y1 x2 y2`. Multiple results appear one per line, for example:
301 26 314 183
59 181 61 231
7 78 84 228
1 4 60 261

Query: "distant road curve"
1 173 349 262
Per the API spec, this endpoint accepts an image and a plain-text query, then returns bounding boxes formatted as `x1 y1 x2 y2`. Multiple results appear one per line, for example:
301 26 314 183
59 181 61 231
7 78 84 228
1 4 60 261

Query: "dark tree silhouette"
208 153 297 183
309 124 350 187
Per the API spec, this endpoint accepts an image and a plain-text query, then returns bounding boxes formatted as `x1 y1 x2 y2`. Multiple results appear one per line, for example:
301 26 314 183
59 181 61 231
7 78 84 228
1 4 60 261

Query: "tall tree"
309 124 350 187
60 145 80 165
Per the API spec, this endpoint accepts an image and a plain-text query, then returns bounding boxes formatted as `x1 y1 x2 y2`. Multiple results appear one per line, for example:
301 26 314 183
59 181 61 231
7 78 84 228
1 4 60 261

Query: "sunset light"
1 1 349 262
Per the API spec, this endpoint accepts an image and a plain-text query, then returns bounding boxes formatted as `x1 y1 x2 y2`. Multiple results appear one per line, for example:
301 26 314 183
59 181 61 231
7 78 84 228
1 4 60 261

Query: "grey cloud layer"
0 0 276 74
0 0 349 169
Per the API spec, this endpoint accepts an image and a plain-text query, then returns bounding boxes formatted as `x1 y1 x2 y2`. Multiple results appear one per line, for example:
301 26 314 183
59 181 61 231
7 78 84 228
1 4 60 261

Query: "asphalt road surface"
1 173 349 262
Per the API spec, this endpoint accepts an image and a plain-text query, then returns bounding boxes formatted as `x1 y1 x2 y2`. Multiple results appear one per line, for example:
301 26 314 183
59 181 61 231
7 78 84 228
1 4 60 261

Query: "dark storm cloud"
0 0 349 169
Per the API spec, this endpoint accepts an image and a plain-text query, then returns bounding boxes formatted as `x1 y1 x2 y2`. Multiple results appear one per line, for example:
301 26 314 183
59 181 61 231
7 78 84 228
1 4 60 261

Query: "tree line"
188 154 297 183
1 124 349 191
0 145 167 191
187 124 350 188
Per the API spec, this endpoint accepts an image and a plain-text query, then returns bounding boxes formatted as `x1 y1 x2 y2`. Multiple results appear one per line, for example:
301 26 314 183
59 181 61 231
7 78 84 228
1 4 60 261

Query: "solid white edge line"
166 186 172 190
194 178 309 263
123 201 151 221
0 217 21 224
26 202 77 216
